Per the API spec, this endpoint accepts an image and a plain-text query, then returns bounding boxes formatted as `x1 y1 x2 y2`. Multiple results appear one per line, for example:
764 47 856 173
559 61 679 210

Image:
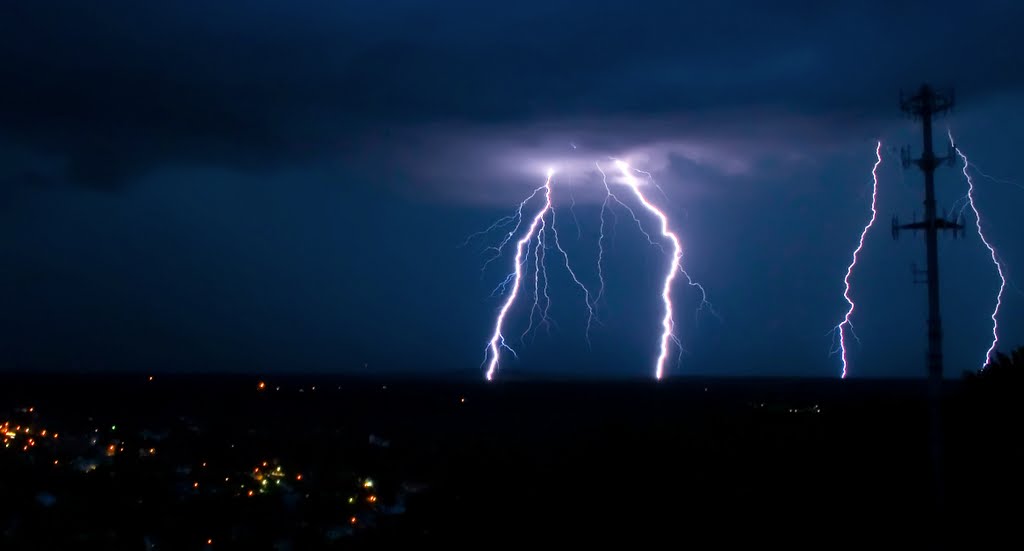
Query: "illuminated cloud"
1 1 1022 192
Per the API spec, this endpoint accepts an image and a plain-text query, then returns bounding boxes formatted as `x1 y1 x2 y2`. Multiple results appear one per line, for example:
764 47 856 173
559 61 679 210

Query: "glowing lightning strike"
595 163 614 307
594 162 662 308
484 171 554 381
833 141 882 379
483 169 597 380
550 206 598 342
477 158 712 381
520 215 551 341
948 130 1007 370
476 186 546 274
614 160 684 380
598 162 663 249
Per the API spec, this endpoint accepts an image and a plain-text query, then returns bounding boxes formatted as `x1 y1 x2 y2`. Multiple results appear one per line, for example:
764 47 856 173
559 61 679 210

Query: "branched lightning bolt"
595 163 613 306
614 160 687 380
948 130 1007 370
626 164 715 323
475 185 546 275
832 141 882 379
479 158 712 381
484 174 553 381
483 170 597 380
970 165 1024 191
601 162 663 249
682 268 719 322
520 216 551 341
489 272 517 297
594 161 663 307
633 166 673 205
459 214 518 249
549 206 597 342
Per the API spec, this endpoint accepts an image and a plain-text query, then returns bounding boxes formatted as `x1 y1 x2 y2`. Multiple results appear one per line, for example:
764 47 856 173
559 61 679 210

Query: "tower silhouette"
892 83 962 508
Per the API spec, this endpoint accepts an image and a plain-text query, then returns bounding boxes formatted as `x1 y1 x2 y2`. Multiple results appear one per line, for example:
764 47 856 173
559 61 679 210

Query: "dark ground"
0 373 1020 548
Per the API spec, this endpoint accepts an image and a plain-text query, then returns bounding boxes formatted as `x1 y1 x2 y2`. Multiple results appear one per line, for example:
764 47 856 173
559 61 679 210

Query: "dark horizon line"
0 368 960 383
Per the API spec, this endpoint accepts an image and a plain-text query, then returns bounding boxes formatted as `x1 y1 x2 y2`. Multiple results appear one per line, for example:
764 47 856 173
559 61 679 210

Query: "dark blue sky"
1 1 1021 378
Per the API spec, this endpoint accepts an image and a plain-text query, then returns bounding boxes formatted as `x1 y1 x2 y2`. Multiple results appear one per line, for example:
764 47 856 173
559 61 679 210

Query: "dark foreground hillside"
0 374 1020 548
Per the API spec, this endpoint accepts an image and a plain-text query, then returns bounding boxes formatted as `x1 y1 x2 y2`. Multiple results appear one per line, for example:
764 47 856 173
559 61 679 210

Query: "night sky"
1 1 1022 378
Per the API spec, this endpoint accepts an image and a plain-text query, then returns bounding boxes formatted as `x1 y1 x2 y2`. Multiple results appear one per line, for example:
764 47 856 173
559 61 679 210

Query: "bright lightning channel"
833 141 882 379
477 160 712 381
948 130 1007 370
613 160 685 380
594 161 663 308
483 172 552 381
482 169 596 381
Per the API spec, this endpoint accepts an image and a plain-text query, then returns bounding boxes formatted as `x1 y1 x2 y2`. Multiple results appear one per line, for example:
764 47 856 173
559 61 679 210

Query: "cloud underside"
1 1 1021 190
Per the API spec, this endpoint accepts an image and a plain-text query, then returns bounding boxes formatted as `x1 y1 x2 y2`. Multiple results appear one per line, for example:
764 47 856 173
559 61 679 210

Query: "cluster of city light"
2 383 403 545
241 461 304 496
0 409 316 498
1 410 58 452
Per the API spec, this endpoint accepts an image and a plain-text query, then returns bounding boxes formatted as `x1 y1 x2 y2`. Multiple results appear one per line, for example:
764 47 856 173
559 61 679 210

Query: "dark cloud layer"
2 1 1023 189
1 1 1022 377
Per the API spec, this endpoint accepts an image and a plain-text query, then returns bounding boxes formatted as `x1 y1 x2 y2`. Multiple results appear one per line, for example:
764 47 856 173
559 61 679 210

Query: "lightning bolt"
594 161 663 308
595 164 614 307
482 170 597 380
948 130 1007 370
474 186 546 275
970 164 1024 191
613 159 688 380
599 162 663 249
483 173 553 381
477 157 712 381
520 215 551 341
569 192 582 240
832 141 882 379
611 162 715 323
549 205 598 341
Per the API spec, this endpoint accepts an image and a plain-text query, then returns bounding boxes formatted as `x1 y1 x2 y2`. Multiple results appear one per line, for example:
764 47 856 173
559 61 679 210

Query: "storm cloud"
3 1 1023 191
1 1 1022 377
